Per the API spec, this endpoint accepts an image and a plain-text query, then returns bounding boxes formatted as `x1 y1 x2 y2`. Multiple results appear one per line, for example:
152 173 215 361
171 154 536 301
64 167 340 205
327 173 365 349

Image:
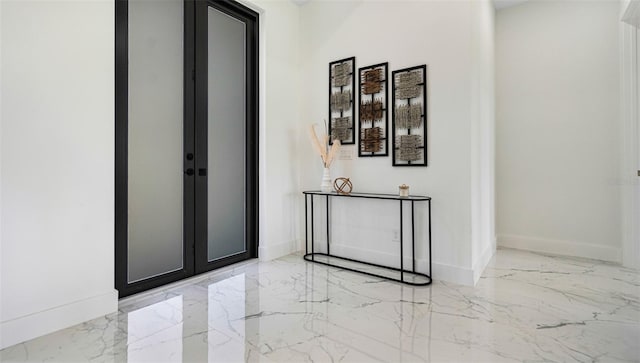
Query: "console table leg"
412 200 415 273
428 198 432 279
400 200 404 283
326 195 330 255
311 195 315 261
305 194 308 255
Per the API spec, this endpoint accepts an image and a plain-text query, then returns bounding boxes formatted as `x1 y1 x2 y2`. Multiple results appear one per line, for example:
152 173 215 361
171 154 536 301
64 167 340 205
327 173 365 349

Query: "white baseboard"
258 240 299 261
497 234 621 263
324 242 477 286
431 261 475 286
0 289 118 350
263 240 480 286
473 241 496 284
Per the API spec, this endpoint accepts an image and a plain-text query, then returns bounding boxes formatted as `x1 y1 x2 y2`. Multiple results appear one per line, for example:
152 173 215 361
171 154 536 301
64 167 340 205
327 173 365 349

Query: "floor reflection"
127 295 183 361
207 274 249 362
1 249 638 362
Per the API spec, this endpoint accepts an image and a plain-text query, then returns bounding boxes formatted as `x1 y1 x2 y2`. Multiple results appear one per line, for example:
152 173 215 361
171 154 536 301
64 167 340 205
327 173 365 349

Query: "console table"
302 191 432 286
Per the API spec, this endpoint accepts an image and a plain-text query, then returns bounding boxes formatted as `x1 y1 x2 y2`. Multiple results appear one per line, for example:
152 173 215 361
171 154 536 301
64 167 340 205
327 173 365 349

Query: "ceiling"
290 0 531 10
493 0 530 10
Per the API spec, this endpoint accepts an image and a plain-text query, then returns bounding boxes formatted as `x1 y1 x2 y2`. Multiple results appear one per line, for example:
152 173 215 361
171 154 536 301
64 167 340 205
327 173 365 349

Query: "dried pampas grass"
309 122 341 168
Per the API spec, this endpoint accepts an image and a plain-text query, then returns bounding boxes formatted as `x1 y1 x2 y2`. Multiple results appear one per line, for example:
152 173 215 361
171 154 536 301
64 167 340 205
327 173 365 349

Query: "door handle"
185 168 195 176
199 168 207 176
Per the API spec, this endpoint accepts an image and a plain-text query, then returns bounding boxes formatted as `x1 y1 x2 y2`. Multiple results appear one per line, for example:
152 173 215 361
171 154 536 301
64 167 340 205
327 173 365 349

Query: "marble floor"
1 248 639 362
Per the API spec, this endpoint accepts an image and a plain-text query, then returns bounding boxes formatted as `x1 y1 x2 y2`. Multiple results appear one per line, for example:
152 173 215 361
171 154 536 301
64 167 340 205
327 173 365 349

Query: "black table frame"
303 191 432 286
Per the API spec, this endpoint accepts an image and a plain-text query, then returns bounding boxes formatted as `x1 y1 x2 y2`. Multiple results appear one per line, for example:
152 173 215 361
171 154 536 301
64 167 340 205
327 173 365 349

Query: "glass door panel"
127 0 185 283
206 7 247 262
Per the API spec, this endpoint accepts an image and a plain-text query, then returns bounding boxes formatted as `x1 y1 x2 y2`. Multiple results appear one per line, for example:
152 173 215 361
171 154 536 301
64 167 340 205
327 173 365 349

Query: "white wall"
298 0 495 285
620 0 640 269
0 1 4 339
244 0 303 261
621 0 640 27
0 0 117 349
636 24 640 268
0 0 303 348
636 24 640 267
470 0 496 282
0 0 497 348
496 1 622 262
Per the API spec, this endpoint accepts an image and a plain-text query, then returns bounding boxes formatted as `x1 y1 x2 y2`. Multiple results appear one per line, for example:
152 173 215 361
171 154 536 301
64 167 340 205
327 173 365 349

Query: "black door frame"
115 0 258 298
194 0 259 274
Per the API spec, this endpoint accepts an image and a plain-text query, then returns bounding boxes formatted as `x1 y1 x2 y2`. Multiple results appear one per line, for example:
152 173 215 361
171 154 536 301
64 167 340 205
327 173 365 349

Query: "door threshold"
118 258 259 307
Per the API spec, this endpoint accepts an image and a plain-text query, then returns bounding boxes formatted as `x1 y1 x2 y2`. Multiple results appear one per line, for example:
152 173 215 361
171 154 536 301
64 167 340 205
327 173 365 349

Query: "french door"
115 0 258 298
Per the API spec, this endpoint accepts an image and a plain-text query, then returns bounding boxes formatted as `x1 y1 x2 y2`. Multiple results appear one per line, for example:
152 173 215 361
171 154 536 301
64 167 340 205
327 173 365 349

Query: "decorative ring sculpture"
333 177 353 195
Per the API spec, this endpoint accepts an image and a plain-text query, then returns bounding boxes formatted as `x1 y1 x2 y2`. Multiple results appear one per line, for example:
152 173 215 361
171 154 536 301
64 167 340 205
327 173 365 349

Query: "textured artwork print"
395 104 422 129
361 126 383 153
331 116 351 143
395 70 422 99
332 62 351 87
331 90 352 112
361 68 382 94
328 57 356 144
360 99 384 123
396 134 422 161
392 65 427 166
357 63 388 157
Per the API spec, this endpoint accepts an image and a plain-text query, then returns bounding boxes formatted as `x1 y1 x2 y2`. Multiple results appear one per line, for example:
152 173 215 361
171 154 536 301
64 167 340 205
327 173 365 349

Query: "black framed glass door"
194 0 258 274
115 0 258 298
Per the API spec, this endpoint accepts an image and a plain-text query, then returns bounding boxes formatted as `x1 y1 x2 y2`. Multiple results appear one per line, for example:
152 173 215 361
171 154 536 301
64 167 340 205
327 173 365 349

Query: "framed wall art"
391 65 427 166
328 57 356 145
358 62 388 157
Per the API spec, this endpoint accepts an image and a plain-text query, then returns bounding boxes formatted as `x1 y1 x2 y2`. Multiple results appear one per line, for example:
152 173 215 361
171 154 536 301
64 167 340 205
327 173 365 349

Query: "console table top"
302 191 431 201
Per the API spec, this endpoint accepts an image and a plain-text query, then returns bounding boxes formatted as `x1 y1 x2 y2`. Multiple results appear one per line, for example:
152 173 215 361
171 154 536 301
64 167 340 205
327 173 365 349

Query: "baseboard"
0 289 118 349
327 242 476 286
430 260 475 286
258 240 298 261
264 240 479 286
497 234 621 263
473 241 496 284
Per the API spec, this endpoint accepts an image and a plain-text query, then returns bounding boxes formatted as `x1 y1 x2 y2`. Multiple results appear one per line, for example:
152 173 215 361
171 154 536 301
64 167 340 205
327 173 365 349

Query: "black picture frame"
328 56 356 145
391 65 427 166
358 62 389 157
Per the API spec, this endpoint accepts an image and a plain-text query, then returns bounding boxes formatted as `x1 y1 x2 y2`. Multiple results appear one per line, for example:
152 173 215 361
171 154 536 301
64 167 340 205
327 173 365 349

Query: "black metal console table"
303 191 432 286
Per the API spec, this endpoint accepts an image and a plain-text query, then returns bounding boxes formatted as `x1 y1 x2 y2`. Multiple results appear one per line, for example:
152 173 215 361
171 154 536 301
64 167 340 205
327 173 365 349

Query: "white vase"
320 167 332 193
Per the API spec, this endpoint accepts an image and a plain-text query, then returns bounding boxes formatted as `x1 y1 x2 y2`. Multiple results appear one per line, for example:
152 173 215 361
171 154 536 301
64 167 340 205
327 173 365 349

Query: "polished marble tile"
1 248 638 362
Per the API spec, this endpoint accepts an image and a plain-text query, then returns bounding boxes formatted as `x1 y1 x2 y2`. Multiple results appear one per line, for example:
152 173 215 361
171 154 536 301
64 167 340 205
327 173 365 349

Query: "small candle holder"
399 184 409 198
